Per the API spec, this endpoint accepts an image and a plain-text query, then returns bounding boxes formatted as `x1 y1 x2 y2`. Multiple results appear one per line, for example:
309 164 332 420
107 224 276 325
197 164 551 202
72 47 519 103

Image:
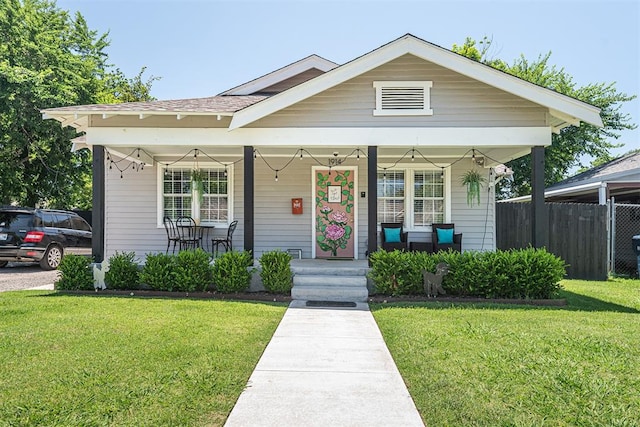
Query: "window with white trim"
377 168 445 228
373 81 433 116
413 170 444 226
377 170 405 223
160 165 231 225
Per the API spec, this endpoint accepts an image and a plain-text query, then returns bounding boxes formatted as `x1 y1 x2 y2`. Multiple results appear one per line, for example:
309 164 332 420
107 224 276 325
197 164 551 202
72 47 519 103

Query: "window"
413 170 444 226
377 168 446 228
160 165 232 225
373 81 433 116
377 170 405 223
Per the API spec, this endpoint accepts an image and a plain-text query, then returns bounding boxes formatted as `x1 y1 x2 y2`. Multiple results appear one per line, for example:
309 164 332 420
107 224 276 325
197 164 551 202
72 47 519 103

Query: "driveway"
0 263 58 292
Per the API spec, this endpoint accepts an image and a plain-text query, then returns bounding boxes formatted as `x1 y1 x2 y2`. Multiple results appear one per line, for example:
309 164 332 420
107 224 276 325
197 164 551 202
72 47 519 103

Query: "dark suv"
0 207 92 270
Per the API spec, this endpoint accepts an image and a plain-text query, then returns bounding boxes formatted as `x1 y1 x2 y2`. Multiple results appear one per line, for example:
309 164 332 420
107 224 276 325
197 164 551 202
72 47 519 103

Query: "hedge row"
368 247 566 299
56 249 293 294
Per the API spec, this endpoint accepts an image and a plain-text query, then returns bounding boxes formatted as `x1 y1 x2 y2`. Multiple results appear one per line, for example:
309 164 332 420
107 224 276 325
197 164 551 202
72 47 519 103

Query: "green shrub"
212 250 254 293
173 249 213 292
369 248 566 299
259 250 293 294
55 255 94 290
140 253 177 291
104 251 140 290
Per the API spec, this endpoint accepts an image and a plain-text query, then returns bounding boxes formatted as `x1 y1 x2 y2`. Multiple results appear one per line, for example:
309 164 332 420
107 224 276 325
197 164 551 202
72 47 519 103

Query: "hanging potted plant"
191 169 207 205
460 169 486 206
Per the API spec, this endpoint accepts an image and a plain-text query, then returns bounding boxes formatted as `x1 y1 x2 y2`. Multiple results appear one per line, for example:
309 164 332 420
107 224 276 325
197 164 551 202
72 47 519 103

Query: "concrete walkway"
224 300 424 427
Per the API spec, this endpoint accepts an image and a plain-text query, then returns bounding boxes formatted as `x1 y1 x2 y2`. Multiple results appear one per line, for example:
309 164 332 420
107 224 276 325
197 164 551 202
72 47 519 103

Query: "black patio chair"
163 216 180 254
212 220 238 256
176 216 201 250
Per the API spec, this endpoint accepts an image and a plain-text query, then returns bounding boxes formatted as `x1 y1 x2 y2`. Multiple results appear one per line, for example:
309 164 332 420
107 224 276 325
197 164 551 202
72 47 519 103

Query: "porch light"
275 170 279 182
440 167 444 179
411 149 415 161
299 149 303 160
356 151 360 161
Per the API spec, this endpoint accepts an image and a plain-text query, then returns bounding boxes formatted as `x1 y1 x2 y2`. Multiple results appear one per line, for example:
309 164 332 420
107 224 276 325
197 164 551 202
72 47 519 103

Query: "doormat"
306 300 357 308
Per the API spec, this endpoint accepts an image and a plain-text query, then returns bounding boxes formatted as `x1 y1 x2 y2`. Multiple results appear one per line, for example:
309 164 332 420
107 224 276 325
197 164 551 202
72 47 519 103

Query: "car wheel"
0 261 7 268
40 244 63 270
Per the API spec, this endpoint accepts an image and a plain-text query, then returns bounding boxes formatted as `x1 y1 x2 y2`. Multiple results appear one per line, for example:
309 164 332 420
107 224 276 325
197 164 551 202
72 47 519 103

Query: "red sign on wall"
292 198 303 214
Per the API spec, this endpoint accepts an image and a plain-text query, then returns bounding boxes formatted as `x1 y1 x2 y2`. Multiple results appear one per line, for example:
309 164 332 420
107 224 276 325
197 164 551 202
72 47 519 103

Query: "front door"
313 167 356 259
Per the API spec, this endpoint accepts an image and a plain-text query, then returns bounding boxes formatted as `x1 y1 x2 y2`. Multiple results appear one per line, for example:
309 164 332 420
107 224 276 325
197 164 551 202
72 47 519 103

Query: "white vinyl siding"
249 54 547 128
373 81 433 116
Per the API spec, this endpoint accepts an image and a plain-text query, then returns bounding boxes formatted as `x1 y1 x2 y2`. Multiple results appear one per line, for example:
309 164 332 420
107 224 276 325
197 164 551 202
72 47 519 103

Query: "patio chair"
380 222 408 251
163 216 180 254
212 220 238 256
176 216 201 250
431 223 462 252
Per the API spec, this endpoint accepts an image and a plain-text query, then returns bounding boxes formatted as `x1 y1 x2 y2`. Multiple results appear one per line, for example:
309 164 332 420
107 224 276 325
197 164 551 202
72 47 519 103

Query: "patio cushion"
384 227 402 243
436 227 454 244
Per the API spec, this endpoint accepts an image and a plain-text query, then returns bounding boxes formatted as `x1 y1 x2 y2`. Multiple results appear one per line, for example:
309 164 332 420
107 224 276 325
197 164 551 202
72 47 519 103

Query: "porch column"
367 146 378 258
531 146 547 248
92 145 105 263
244 146 254 258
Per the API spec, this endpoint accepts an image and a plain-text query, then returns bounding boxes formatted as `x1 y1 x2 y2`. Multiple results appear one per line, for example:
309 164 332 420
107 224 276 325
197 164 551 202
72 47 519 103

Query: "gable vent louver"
381 87 424 110
373 81 433 116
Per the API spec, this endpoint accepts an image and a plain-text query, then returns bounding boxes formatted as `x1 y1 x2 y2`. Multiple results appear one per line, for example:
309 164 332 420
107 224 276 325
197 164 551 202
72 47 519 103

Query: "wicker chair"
380 222 408 251
431 223 462 252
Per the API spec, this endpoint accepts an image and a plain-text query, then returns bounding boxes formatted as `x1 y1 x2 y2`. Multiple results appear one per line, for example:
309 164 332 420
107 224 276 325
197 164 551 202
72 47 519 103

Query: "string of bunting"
106 146 508 181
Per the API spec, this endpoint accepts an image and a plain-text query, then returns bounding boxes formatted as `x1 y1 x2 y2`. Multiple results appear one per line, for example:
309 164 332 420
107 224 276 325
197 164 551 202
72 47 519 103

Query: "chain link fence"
611 201 640 277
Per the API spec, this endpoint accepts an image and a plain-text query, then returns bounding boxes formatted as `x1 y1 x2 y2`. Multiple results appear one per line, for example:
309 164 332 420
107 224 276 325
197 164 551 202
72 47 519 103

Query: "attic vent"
373 81 433 116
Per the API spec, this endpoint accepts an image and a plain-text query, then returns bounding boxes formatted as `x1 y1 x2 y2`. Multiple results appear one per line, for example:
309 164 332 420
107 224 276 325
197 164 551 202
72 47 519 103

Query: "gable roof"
220 54 338 96
548 151 640 191
42 33 603 134
228 33 603 130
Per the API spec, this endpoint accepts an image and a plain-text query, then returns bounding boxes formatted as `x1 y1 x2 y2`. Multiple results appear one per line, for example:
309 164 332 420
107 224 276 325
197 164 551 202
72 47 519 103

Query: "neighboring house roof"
42 33 603 135
503 151 640 203
547 151 640 191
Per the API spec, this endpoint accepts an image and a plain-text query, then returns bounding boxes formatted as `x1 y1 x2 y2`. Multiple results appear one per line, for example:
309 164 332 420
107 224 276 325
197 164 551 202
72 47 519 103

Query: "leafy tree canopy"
452 36 636 198
0 0 157 209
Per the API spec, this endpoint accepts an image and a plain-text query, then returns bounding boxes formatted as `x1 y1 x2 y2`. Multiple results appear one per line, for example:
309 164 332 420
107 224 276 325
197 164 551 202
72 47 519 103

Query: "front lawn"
0 292 286 426
372 278 640 426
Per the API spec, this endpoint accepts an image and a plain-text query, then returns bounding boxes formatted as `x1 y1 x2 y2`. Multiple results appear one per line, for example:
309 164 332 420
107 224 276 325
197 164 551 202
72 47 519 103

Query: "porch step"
291 260 369 303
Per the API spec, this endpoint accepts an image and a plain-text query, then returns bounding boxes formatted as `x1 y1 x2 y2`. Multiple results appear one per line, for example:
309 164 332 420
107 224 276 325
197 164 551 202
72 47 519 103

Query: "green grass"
372 278 640 426
0 292 287 426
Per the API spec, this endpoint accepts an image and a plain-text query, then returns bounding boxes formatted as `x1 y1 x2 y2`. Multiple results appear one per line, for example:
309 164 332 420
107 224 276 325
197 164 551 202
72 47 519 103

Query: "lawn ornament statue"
423 263 449 297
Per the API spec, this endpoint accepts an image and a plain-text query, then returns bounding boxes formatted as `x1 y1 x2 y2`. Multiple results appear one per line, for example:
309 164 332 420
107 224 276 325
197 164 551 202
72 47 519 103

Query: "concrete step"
293 275 367 288
291 285 369 302
292 275 368 302
291 265 369 277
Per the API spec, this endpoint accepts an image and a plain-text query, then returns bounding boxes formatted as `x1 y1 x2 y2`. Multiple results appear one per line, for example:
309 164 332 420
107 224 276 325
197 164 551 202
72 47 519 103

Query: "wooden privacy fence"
496 202 608 280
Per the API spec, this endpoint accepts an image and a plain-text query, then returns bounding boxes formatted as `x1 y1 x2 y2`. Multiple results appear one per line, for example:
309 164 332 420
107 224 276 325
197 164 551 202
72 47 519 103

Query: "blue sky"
58 0 639 159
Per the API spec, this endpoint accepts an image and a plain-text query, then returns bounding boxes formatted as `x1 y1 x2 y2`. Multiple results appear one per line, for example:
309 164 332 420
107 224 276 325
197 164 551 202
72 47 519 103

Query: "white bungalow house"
42 34 603 266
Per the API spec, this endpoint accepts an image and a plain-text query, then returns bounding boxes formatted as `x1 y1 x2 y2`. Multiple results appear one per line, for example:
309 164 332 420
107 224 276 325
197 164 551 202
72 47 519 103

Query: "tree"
452 37 636 198
0 0 157 209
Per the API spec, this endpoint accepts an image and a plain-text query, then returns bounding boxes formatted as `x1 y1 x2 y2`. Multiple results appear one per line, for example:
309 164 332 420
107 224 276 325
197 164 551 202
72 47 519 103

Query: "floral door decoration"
315 169 355 258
